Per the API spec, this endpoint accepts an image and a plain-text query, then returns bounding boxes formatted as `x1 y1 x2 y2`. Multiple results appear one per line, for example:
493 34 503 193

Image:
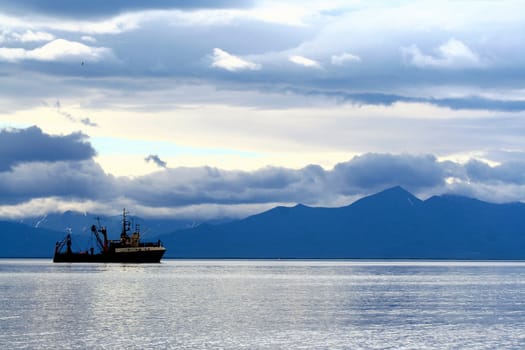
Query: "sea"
1 259 525 350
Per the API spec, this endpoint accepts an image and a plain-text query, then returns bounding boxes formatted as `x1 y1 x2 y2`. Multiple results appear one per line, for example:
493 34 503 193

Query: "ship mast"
121 208 131 243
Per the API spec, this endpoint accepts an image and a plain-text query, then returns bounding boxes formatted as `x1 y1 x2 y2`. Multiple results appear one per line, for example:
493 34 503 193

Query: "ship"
53 209 166 263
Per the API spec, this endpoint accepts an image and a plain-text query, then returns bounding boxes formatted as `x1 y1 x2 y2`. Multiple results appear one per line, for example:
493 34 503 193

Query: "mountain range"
1 186 525 259
159 186 525 259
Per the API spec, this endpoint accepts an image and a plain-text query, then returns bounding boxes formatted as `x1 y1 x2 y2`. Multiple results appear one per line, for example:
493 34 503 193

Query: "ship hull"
53 248 166 263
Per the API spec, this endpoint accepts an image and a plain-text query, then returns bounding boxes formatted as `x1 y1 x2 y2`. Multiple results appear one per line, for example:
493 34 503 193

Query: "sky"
1 0 525 219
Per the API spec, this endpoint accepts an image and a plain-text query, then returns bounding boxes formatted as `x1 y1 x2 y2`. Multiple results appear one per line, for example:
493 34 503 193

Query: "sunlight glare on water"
1 259 525 349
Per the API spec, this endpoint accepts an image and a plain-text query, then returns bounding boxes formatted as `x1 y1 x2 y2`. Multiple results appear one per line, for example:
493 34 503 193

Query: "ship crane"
91 217 108 253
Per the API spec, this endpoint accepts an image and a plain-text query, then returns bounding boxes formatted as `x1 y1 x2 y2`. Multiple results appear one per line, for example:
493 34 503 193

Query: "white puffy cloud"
81 35 97 43
13 30 55 42
289 55 321 68
331 52 361 65
0 38 113 62
0 30 55 43
0 11 142 35
401 38 484 69
211 48 261 71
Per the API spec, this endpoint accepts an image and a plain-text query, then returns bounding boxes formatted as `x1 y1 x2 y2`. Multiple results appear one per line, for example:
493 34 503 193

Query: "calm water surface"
1 259 525 349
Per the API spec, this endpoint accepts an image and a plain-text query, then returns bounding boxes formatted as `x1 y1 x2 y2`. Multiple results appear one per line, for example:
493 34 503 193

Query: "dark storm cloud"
0 126 96 171
0 1 252 18
145 154 167 168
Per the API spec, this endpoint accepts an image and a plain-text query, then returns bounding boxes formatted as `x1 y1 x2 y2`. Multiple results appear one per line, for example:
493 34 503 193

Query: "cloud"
1 150 525 217
401 38 483 69
331 52 361 65
0 1 251 18
0 39 113 63
80 118 98 127
113 154 525 208
274 87 525 112
0 160 115 205
119 165 327 207
331 154 448 195
0 126 96 172
14 30 55 42
210 48 261 72
1 1 525 218
81 35 97 43
465 159 525 185
0 30 55 43
3 152 439 207
145 154 167 168
289 55 322 68
54 100 98 127
0 2 522 113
